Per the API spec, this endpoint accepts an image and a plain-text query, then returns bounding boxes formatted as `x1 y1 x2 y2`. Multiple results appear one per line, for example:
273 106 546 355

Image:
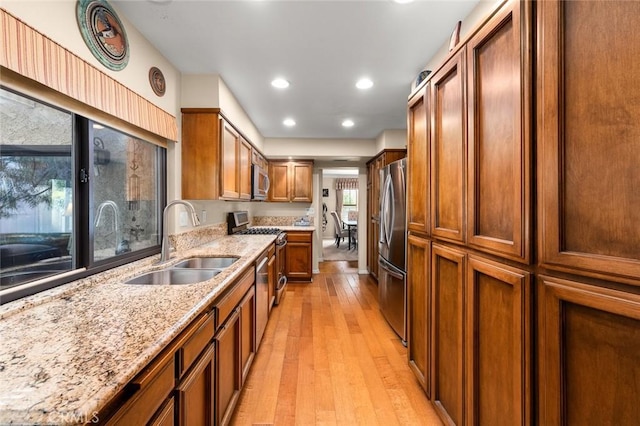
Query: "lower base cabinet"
407 235 430 395
215 308 241 426
466 255 531 426
538 276 640 425
285 231 313 282
176 344 215 425
102 264 259 426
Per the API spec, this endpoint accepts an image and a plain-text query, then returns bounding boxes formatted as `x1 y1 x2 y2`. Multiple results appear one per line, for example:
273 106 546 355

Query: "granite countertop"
0 234 276 425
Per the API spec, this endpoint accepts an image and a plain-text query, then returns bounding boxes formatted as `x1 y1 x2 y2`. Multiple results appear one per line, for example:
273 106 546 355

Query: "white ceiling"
113 0 480 140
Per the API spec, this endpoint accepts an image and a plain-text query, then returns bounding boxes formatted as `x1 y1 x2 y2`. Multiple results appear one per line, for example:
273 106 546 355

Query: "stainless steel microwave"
251 164 270 200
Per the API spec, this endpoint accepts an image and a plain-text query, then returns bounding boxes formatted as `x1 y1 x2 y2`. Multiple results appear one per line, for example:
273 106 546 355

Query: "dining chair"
331 211 349 248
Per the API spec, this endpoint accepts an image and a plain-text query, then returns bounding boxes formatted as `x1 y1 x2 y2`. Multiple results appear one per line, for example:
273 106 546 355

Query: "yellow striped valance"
0 8 178 144
335 178 359 190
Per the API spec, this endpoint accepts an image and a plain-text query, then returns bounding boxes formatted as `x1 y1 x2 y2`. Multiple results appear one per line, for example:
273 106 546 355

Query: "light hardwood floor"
230 261 442 425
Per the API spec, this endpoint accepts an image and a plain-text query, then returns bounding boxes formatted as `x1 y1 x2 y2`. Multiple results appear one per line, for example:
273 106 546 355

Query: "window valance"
335 178 358 190
0 9 177 146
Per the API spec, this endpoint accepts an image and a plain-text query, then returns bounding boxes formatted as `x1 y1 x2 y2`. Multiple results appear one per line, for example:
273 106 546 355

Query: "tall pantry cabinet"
406 0 640 424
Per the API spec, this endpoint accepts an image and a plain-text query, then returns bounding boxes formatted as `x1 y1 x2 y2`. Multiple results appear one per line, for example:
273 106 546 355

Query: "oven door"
252 164 270 200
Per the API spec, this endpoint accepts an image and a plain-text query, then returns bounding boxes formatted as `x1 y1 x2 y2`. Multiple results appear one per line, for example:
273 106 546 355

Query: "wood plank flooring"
230 261 442 426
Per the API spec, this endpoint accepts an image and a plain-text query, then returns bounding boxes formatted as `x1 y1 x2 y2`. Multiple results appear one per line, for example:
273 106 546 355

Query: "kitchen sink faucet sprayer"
158 200 200 264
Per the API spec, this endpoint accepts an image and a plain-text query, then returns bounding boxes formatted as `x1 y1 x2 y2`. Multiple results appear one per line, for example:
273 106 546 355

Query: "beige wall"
263 137 376 160
375 129 407 153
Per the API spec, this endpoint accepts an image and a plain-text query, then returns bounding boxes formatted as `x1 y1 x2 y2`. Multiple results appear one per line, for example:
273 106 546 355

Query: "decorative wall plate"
76 0 129 71
149 67 166 97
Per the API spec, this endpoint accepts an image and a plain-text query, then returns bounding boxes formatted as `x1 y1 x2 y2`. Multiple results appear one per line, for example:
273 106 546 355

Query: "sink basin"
124 269 220 285
173 256 239 269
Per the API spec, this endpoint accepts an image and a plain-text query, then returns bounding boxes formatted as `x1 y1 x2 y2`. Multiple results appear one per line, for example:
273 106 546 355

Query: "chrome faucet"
95 200 129 255
158 200 200 264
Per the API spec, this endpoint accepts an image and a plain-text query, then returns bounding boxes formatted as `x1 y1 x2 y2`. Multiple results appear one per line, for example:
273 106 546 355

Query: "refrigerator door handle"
378 257 404 280
381 173 394 246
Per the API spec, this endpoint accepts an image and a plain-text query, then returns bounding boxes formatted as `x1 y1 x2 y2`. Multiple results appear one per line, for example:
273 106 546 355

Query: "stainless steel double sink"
124 256 239 285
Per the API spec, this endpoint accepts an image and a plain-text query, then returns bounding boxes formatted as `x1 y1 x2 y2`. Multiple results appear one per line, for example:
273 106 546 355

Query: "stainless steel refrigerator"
378 158 407 345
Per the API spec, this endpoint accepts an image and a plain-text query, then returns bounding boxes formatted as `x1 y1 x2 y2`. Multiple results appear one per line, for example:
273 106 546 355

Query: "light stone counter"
0 234 276 425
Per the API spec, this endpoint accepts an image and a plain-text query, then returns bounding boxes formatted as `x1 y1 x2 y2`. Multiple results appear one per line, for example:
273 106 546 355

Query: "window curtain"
334 178 358 224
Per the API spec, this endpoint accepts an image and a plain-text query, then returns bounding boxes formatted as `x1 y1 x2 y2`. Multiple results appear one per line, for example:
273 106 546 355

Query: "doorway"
321 168 359 262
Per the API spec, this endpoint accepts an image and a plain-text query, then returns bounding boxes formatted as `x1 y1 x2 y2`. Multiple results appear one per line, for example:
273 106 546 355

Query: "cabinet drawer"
215 266 255 329
106 349 175 425
149 396 175 426
177 311 215 379
286 231 311 243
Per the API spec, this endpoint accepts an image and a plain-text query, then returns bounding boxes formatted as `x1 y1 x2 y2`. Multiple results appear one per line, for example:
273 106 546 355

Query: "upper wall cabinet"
407 84 430 236
537 0 640 284
181 109 252 201
268 160 313 203
466 0 532 263
430 48 467 244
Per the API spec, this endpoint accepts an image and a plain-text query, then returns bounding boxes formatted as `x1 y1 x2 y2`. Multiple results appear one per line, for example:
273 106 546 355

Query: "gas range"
227 211 286 243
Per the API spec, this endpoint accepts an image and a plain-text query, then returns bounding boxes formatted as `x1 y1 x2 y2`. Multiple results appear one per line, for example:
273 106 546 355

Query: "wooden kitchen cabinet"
537 0 640 283
466 0 532 263
268 160 314 202
181 108 252 201
105 347 175 425
215 307 241 426
538 275 640 425
285 230 313 282
220 118 251 200
430 48 466 245
465 255 531 426
431 243 465 426
102 263 261 426
407 84 430 236
213 266 255 426
176 343 215 425
239 285 256 385
407 235 431 395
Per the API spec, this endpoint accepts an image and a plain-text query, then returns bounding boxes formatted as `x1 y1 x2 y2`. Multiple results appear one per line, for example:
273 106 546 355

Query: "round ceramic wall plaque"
76 0 130 71
149 67 166 97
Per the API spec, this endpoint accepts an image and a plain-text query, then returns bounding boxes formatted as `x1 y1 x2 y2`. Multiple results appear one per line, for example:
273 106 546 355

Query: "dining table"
343 220 358 250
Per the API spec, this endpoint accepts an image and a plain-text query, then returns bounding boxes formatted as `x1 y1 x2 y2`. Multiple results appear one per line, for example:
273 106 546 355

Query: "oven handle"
276 239 287 248
277 275 288 290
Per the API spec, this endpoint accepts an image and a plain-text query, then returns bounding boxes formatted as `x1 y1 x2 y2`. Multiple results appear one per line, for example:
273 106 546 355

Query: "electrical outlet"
306 207 315 215
179 211 188 226
201 210 207 222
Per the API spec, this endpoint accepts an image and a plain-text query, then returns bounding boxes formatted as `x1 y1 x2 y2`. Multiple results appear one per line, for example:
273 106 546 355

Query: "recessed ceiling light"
356 78 373 90
271 78 290 89
283 118 296 127
393 0 414 4
342 119 355 128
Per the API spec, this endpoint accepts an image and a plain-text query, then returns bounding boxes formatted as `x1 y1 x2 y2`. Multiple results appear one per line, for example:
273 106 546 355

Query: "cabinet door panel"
537 0 640 283
431 243 465 425
181 112 220 200
538 276 640 425
239 137 252 200
290 162 313 202
221 119 240 199
431 49 466 243
240 286 256 385
467 0 532 263
285 241 312 281
407 235 430 395
466 255 531 426
407 85 430 235
269 162 290 202
177 343 215 426
216 309 241 426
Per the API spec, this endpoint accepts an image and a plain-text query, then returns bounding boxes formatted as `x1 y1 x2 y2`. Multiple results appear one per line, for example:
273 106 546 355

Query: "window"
0 87 165 303
341 189 358 222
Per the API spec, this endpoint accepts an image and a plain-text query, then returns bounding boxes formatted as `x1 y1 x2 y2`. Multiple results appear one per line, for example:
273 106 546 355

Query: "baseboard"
359 269 369 275
313 269 320 274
